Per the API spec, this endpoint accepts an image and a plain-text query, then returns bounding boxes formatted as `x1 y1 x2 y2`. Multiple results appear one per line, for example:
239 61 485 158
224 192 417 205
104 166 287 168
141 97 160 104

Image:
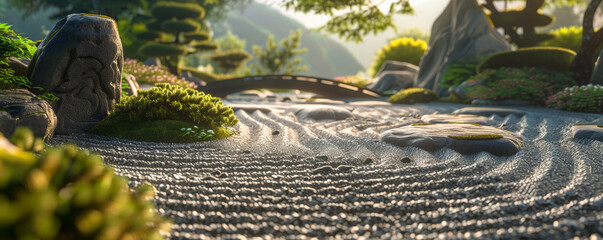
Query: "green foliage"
185 32 210 42
283 0 414 43
477 47 576 73
448 134 504 140
545 84 603 113
150 1 205 20
180 126 217 141
139 42 187 57
103 83 238 132
540 26 583 52
388 88 439 104
210 50 251 74
251 29 308 75
0 23 36 90
136 31 163 41
333 72 371 88
370 37 427 77
160 19 201 33
467 67 577 104
391 27 430 42
439 58 481 88
0 127 171 239
122 58 196 88
214 30 246 52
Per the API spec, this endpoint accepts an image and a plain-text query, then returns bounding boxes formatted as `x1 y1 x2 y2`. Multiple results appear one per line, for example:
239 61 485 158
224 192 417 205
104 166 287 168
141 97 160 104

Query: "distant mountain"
211 2 364 78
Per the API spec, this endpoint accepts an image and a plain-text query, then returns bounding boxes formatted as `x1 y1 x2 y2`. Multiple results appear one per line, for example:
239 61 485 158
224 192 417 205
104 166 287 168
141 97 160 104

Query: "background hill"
211 2 364 78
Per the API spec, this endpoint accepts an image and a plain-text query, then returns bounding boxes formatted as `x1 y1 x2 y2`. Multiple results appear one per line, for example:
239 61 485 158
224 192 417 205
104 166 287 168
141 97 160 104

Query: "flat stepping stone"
293 105 354 121
349 101 392 106
380 123 523 156
421 114 499 126
228 104 275 114
571 125 603 141
452 107 526 117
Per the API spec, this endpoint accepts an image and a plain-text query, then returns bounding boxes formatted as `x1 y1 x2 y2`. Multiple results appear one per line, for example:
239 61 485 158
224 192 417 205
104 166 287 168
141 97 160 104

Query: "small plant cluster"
389 88 439 104
122 58 196 89
0 127 171 239
466 67 576 104
181 126 216 141
540 26 582 52
333 72 371 88
545 84 603 113
0 23 36 90
439 59 481 88
370 37 427 77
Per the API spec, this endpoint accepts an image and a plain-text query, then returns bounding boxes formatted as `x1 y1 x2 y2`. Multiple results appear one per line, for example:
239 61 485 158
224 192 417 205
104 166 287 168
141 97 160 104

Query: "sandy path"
48 101 603 239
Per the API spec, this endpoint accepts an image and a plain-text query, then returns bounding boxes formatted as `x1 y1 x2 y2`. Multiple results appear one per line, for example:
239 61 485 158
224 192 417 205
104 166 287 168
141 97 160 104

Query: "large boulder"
414 0 511 97
27 14 123 134
0 89 57 140
366 70 415 94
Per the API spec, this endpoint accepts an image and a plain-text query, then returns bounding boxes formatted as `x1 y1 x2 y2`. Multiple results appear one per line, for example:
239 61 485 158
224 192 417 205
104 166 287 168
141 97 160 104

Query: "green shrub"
0 23 36 90
540 26 582 52
0 127 171 239
466 67 577 104
477 47 576 73
139 43 187 57
545 84 603 113
370 38 427 77
333 72 371 89
123 58 196 88
439 58 481 88
389 88 439 104
90 83 238 142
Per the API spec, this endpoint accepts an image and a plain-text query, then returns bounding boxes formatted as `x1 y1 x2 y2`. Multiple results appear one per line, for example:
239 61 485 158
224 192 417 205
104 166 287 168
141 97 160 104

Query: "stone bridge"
197 75 382 98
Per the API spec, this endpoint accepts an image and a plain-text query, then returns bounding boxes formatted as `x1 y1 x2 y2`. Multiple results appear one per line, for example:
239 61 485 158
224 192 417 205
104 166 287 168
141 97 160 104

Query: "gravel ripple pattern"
48 102 603 239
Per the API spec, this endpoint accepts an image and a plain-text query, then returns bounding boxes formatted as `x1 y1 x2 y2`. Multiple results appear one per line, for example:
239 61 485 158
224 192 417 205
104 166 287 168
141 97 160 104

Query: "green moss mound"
389 88 439 104
477 47 576 73
91 83 238 142
0 127 171 239
370 38 427 77
448 134 503 140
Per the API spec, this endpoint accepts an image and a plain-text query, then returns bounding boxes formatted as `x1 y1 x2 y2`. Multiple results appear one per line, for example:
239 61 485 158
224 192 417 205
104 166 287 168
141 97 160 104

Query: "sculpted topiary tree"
571 0 603 85
210 50 251 74
481 0 555 48
138 1 217 76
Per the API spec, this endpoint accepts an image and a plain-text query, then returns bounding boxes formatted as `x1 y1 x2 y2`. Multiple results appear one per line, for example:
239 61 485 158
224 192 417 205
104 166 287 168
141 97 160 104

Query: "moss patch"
89 114 232 143
448 134 503 140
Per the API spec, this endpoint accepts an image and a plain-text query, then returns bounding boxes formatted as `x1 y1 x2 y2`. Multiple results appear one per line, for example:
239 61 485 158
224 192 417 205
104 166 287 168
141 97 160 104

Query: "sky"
254 0 450 68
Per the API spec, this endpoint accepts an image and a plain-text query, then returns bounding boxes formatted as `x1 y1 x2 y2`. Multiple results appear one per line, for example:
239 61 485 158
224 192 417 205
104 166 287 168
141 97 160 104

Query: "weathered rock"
7 57 29 76
380 123 523 156
182 70 207 87
414 0 511 97
375 60 419 76
366 70 415 93
27 14 123 134
448 79 476 101
421 114 499 126
571 125 603 141
452 107 526 117
123 73 139 97
294 105 354 121
0 89 57 140
144 57 162 67
590 50 603 86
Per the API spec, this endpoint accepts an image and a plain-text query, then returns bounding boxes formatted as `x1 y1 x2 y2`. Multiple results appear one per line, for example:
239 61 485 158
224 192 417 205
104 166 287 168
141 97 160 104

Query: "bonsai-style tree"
480 0 555 48
571 0 603 85
251 30 308 75
210 50 251 74
137 1 217 76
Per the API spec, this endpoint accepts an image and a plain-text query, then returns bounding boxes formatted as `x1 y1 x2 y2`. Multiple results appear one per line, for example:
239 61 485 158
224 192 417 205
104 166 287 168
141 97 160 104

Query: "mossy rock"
448 134 503 140
477 47 576 73
388 88 439 104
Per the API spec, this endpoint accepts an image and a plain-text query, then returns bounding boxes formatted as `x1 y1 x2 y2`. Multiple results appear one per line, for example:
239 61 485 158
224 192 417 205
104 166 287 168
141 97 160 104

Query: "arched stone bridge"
197 75 382 98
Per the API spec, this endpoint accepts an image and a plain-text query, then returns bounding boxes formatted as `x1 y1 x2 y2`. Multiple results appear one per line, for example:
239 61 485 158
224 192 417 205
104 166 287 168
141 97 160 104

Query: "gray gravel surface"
48 102 603 239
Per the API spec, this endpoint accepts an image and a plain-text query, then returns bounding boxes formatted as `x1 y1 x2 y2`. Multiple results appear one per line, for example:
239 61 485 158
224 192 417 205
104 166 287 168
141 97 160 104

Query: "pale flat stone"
452 107 526 117
421 114 499 126
294 105 354 121
571 125 603 141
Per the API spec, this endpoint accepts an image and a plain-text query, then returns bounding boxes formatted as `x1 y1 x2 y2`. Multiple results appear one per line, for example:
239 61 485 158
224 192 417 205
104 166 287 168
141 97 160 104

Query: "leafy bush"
439 59 481 88
0 127 171 239
0 23 36 90
90 83 238 142
333 72 371 88
477 47 576 73
370 38 427 77
389 88 439 104
466 67 576 104
545 84 603 113
540 26 582 52
123 58 196 88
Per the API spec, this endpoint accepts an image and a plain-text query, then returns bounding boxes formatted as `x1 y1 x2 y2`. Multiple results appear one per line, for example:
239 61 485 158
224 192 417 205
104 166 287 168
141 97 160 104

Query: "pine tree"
251 29 308 75
137 1 217 76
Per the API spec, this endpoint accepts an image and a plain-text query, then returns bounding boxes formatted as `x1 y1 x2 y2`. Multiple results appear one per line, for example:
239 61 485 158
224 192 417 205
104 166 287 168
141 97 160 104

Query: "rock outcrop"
367 61 419 93
27 14 123 134
414 0 511 97
0 89 57 140
590 50 603 86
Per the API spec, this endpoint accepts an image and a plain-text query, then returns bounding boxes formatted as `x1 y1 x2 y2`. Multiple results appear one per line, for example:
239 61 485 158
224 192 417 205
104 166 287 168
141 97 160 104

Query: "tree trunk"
162 57 180 76
571 0 603 85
